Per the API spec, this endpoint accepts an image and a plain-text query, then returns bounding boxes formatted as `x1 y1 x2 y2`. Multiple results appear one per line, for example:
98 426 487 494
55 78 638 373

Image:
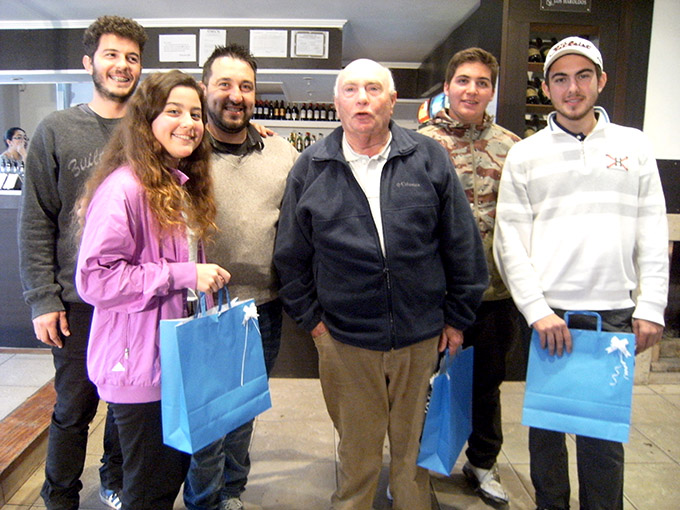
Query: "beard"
91 67 139 104
557 97 594 120
207 101 252 134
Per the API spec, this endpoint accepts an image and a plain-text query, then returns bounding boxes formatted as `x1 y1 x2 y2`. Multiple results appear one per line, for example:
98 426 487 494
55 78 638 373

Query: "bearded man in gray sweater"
183 44 298 510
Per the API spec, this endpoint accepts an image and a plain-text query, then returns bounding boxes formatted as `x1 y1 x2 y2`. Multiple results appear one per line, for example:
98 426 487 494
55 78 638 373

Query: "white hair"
334 58 396 98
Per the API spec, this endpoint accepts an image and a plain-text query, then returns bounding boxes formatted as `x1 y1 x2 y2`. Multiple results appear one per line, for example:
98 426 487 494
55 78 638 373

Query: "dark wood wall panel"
497 0 653 136
0 199 41 349
417 0 504 98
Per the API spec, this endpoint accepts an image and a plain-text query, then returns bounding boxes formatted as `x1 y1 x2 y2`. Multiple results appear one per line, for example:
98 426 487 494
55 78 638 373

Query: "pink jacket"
76 166 198 404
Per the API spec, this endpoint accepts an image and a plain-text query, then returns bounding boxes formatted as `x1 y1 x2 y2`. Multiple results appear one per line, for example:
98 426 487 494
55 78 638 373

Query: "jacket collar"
208 124 264 156
424 109 494 135
314 120 418 164
547 106 610 135
170 168 189 185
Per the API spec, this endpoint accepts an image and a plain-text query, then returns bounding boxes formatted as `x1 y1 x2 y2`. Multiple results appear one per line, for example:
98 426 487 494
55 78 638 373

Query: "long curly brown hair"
78 70 216 241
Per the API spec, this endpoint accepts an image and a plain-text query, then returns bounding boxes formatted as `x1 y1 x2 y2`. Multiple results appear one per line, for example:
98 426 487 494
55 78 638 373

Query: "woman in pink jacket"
76 70 230 510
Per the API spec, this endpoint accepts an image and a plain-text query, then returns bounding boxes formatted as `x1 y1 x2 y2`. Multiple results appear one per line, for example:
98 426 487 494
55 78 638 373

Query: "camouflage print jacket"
419 110 520 301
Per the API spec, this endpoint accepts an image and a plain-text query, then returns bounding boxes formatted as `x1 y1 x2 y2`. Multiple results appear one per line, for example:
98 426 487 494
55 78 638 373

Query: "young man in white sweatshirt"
494 37 668 510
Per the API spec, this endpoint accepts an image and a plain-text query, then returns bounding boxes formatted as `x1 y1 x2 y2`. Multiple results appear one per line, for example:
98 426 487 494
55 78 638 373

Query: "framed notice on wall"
292 30 329 59
158 34 197 62
250 29 288 58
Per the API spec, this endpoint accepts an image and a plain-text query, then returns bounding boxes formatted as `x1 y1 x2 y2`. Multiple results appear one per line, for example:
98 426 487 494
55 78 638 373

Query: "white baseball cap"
543 36 604 74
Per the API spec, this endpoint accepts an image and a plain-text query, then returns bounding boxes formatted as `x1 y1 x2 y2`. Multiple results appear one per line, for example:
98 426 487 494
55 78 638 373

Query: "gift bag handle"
196 287 232 317
564 311 602 331
440 347 467 376
215 286 231 312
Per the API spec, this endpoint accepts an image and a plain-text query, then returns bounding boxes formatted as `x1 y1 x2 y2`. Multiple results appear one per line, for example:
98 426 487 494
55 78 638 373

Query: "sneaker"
462 461 509 504
220 497 244 510
386 483 393 501
99 486 122 510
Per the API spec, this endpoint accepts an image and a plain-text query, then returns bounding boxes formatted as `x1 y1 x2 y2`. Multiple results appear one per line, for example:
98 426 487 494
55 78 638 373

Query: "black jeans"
110 401 190 510
529 308 632 510
40 303 123 510
463 298 523 469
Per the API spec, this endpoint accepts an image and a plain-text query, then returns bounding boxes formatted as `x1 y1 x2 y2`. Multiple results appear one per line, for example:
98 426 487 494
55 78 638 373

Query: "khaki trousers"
313 332 439 510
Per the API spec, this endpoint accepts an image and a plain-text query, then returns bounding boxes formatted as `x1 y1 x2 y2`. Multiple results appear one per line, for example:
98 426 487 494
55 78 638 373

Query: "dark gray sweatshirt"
18 104 119 319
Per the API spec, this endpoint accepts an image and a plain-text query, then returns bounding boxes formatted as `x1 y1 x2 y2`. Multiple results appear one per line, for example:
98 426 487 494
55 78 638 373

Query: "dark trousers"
529 308 632 510
463 298 522 469
110 401 190 510
40 303 123 510
184 298 282 509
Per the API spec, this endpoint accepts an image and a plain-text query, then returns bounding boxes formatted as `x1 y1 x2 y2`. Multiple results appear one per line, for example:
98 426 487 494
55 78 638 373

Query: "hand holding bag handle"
417 346 474 475
522 310 635 442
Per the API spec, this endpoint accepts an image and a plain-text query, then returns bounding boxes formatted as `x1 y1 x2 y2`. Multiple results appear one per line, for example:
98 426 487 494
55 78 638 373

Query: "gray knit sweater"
207 127 298 304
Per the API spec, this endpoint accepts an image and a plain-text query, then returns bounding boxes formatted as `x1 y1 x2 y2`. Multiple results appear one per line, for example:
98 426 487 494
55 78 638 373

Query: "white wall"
643 0 680 159
18 84 56 138
0 85 21 139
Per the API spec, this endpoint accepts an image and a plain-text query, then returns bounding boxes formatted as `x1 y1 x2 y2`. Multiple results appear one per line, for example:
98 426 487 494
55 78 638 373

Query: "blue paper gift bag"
417 346 474 476
160 288 272 454
523 311 635 443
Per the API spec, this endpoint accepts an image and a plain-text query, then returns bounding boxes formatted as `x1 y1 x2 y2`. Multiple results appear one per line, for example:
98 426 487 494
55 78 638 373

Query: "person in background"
494 36 668 510
1 127 28 165
183 43 298 510
76 70 231 510
18 15 146 510
418 47 522 505
274 58 488 510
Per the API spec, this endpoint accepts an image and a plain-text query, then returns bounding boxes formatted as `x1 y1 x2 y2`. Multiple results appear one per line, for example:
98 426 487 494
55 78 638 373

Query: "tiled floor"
1 350 679 510
0 352 54 422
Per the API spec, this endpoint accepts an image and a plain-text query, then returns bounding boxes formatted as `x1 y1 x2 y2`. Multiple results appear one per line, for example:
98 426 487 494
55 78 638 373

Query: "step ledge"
648 371 680 384
0 380 54 505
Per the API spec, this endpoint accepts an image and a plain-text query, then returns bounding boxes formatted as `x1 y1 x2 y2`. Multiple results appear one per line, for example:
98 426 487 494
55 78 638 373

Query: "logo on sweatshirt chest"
605 154 629 172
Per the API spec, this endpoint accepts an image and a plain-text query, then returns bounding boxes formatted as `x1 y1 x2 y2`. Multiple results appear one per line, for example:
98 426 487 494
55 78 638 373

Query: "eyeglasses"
12 135 29 141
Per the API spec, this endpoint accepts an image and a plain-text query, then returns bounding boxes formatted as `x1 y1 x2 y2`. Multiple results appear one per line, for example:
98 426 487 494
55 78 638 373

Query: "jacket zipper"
468 127 480 222
377 164 397 348
383 266 396 346
343 158 396 348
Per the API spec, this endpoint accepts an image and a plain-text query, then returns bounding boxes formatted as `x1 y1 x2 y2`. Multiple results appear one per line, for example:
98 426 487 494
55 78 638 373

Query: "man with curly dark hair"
18 15 146 510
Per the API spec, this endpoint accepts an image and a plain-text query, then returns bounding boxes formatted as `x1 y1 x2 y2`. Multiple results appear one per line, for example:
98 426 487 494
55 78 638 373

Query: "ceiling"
0 0 480 102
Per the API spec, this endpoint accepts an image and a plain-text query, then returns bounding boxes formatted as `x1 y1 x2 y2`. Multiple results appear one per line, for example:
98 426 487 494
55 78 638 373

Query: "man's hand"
533 313 572 356
250 121 275 138
633 318 664 354
438 324 463 355
311 321 328 339
33 311 69 348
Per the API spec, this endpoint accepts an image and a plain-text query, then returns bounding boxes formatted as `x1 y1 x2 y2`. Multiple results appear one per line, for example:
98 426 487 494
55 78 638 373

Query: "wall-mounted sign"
159 34 197 62
199 29 227 66
250 29 288 58
540 0 592 13
292 31 329 59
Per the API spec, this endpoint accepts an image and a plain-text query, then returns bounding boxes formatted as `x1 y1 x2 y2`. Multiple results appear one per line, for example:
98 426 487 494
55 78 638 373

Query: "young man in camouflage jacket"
419 47 522 505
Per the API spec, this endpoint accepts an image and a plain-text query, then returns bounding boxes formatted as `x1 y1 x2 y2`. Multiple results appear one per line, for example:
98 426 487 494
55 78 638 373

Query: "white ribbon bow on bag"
242 303 259 325
605 336 632 386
